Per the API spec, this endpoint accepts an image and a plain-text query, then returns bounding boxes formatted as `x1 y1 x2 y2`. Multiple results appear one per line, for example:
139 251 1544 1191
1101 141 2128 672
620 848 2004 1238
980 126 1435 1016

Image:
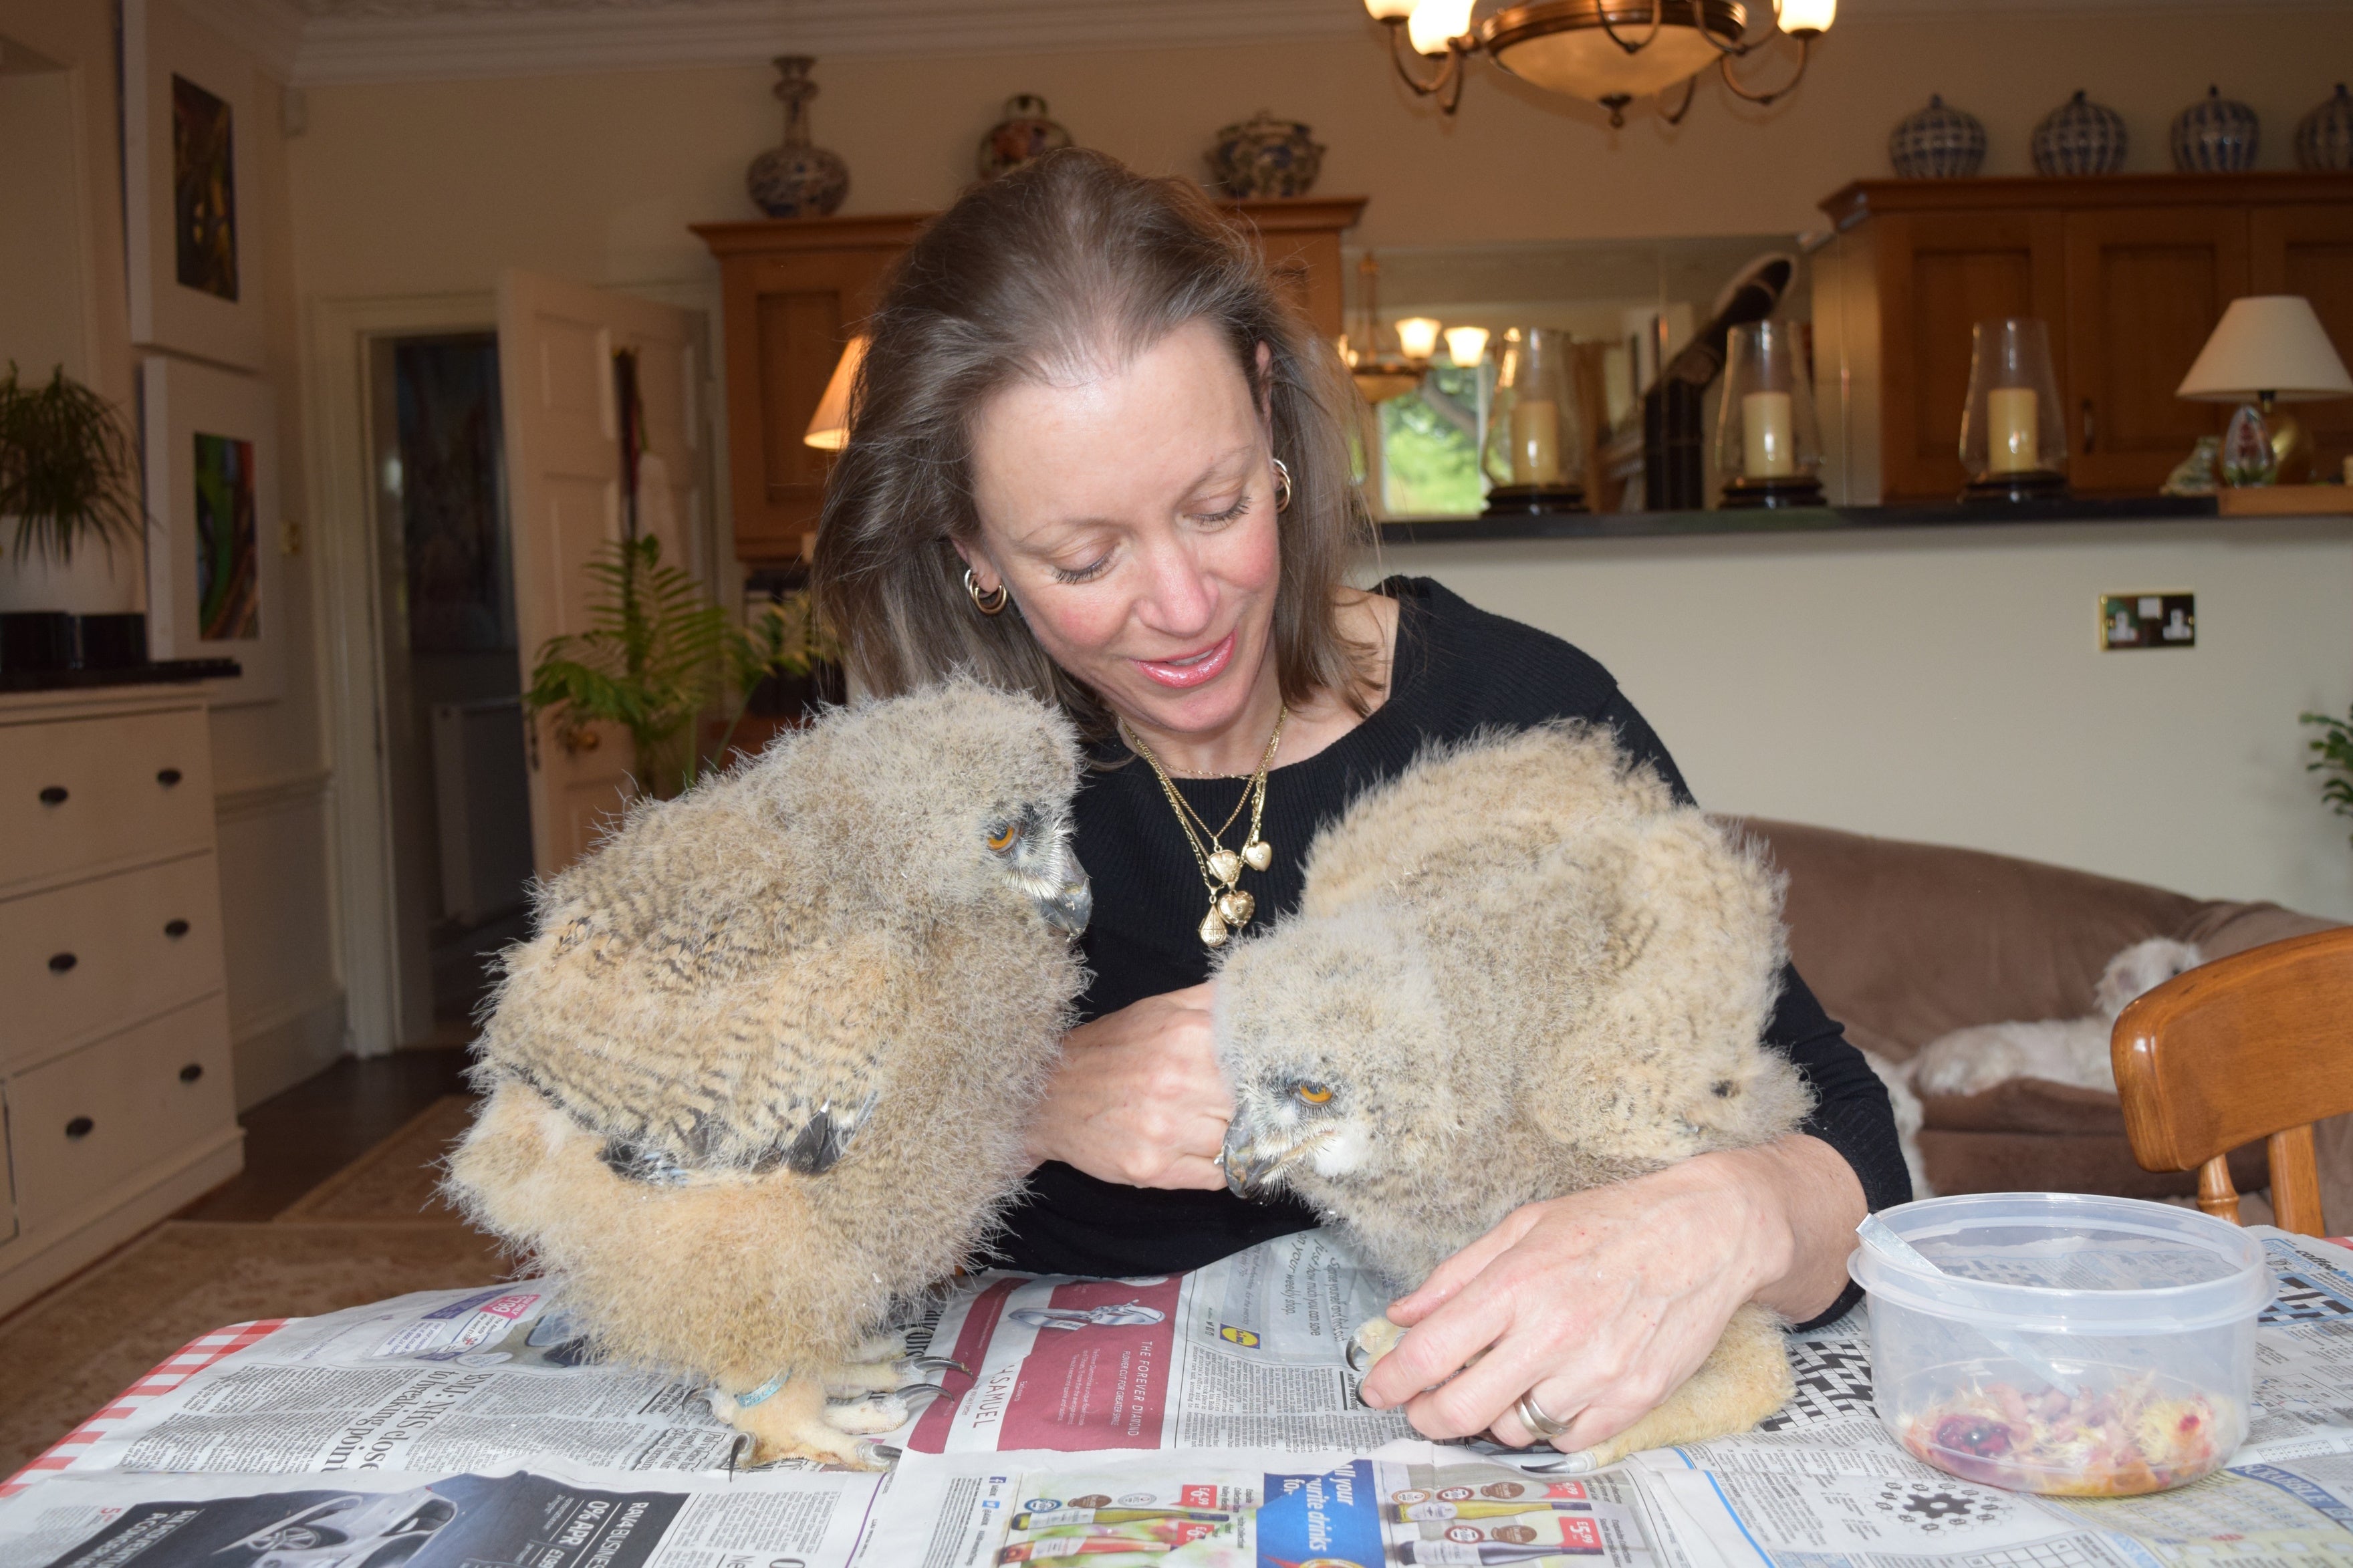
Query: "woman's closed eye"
1049 552 1115 585
1191 493 1251 526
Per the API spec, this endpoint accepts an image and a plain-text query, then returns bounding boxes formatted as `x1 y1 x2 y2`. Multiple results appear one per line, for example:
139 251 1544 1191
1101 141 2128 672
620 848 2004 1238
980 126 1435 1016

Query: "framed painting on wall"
143 357 284 703
124 0 265 368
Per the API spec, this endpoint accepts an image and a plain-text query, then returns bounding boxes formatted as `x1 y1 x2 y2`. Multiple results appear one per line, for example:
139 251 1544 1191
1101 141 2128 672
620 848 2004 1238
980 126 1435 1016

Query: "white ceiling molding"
180 0 2344 90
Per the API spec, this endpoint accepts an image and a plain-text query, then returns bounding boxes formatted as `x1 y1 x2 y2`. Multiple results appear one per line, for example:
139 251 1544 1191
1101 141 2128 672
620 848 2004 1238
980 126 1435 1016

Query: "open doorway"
368 332 533 1046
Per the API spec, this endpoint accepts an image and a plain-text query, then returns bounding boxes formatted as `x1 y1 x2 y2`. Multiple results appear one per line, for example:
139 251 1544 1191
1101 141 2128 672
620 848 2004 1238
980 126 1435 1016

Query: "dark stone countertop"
1378 495 2225 545
0 658 243 694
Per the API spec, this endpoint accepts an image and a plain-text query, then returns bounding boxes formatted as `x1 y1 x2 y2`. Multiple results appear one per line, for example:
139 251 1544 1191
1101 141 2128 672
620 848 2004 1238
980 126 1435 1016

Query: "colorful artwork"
193 431 259 641
395 335 514 654
171 73 238 301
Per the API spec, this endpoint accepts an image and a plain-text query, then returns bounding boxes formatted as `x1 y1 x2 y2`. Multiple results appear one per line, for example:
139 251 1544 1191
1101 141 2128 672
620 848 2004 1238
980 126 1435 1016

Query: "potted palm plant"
0 364 147 672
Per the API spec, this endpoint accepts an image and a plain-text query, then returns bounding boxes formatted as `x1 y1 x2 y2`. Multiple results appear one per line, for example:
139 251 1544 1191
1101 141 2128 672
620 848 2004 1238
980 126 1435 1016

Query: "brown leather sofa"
1732 817 2348 1221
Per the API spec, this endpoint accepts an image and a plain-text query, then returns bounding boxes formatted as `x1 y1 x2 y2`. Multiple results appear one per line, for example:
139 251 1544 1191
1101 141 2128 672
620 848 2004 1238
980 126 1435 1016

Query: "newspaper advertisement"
9 1229 2353 1568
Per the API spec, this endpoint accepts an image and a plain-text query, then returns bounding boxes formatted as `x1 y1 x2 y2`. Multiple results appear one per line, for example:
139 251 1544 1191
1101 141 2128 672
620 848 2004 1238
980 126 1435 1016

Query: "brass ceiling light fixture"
1339 255 1441 406
1366 0 1834 128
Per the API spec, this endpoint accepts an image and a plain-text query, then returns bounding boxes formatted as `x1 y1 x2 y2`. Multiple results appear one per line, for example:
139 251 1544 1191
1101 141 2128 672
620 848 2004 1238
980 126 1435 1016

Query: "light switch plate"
2100 593 2195 651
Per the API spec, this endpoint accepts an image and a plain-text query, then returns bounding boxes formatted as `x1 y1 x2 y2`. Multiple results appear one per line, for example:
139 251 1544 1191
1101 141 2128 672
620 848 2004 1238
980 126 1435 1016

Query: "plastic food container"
1849 1193 2272 1496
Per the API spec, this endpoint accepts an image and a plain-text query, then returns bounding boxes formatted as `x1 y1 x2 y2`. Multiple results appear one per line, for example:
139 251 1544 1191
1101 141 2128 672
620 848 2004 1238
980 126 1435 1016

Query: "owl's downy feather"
1213 721 1811 1288
443 680 1090 1396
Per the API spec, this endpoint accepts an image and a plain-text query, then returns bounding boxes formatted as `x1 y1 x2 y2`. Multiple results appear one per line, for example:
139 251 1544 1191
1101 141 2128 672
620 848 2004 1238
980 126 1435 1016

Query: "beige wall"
0 0 344 1107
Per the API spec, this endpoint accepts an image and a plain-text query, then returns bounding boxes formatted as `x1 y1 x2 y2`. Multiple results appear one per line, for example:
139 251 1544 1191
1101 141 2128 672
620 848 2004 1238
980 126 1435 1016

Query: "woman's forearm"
1681 1134 1866 1323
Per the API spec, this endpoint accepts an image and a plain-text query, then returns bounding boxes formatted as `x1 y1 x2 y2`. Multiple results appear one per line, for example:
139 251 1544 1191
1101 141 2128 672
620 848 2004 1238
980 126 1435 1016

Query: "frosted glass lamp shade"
1395 317 1443 361
803 334 867 450
1408 0 1477 53
1482 0 1739 102
2176 296 2353 403
1445 325 1490 366
1774 0 1834 33
1364 0 1418 17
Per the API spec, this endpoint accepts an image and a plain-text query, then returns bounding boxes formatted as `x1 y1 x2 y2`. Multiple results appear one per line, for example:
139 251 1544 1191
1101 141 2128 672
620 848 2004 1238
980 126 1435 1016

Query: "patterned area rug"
275 1095 480 1224
0 1222 509 1482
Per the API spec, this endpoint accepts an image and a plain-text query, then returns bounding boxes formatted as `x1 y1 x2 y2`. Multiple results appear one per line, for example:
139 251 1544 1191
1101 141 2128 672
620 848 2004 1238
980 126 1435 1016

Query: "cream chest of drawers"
0 685 244 1316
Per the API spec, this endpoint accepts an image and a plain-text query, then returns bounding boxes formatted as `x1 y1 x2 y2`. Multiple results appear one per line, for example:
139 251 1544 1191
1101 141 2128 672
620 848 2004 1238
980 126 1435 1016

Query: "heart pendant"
1198 907 1231 947
1217 889 1255 928
1241 839 1272 872
1207 849 1243 886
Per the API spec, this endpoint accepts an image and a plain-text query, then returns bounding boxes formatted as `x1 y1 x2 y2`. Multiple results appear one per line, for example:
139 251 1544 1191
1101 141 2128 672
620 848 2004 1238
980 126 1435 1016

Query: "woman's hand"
1356 1136 1862 1454
1025 985 1233 1191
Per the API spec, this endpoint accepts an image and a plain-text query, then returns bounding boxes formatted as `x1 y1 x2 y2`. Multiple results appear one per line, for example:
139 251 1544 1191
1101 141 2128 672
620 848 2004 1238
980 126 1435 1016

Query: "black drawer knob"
39 785 68 805
164 918 191 938
157 767 182 787
179 1062 205 1083
66 1116 94 1140
48 952 77 974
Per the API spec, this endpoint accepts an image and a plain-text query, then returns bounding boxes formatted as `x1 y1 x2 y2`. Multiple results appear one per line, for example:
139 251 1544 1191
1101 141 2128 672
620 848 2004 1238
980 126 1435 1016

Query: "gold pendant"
1207 848 1243 886
1198 907 1230 947
1242 839 1272 872
1217 888 1255 928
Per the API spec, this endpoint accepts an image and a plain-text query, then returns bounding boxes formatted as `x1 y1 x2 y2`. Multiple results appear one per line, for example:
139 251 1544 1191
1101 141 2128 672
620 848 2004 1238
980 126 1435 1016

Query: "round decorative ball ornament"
745 56 848 219
2031 90 2128 176
2296 84 2353 172
2171 86 2260 173
1207 110 1328 198
977 95 1072 181
1888 95 1986 179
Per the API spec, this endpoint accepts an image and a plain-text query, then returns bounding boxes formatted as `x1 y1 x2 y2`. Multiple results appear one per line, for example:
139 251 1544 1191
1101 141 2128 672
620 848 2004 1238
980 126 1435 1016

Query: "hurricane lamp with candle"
1960 318 2070 502
1714 320 1824 509
1480 327 1586 515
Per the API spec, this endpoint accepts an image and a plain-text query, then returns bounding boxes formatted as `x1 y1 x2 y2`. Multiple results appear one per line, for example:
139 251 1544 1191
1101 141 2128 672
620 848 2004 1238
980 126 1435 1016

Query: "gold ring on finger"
1513 1389 1570 1441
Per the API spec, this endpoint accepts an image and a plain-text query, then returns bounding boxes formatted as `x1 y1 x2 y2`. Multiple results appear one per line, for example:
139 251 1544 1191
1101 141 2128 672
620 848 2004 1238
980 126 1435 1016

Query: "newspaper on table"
6 1227 2353 1568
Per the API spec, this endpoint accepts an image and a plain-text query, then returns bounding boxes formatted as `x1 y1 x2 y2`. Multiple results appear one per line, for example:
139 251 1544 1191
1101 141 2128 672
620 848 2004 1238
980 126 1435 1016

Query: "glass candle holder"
1481 328 1586 515
1714 320 1824 508
1959 317 2070 500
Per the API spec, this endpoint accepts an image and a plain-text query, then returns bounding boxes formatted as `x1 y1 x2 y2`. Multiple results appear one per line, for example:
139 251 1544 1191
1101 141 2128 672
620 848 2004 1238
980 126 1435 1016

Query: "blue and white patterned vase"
2296 84 2353 172
746 56 849 219
2171 86 2260 173
1888 95 1986 178
2031 90 2128 176
1207 110 1327 199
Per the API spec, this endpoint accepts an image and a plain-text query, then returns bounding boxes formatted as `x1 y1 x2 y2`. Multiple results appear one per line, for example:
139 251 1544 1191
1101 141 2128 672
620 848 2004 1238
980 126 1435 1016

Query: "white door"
496 269 707 879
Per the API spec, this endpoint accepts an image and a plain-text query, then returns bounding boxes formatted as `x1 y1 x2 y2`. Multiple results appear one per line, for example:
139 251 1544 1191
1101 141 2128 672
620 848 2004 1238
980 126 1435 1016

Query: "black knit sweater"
992 576 1906 1327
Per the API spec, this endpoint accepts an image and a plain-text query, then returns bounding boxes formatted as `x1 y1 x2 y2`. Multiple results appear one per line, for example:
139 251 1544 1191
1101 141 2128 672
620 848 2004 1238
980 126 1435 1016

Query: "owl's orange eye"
987 822 1021 853
1294 1084 1333 1105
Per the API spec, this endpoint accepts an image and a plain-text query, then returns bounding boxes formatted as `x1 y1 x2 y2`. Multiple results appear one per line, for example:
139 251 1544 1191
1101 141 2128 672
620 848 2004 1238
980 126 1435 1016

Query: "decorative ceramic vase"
2031 90 2128 176
2296 84 2353 172
746 57 848 219
977 95 1072 181
1888 95 1986 179
2171 86 2259 173
1207 110 1326 198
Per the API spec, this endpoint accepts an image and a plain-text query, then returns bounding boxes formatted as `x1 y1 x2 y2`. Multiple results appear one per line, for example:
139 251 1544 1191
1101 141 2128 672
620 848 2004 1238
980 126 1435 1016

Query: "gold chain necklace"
1122 706 1285 948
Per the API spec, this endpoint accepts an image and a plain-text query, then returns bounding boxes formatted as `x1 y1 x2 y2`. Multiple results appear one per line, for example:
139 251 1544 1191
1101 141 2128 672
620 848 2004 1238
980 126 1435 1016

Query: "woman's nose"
1134 539 1217 638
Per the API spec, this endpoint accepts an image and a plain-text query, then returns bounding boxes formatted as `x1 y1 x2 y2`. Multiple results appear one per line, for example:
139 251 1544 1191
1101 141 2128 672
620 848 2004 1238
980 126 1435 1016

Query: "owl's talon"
1349 1315 1405 1374
910 1355 969 1378
857 1442 901 1467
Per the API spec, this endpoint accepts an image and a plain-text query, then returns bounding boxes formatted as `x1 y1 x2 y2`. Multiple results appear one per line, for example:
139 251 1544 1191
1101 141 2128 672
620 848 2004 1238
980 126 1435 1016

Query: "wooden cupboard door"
2064 208 2250 494
721 246 902 564
2251 205 2353 483
1876 211 2067 500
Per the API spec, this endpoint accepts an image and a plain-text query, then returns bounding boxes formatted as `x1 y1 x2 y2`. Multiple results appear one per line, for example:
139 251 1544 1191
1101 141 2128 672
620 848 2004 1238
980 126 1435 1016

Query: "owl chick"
1212 723 1812 1468
443 680 1091 1469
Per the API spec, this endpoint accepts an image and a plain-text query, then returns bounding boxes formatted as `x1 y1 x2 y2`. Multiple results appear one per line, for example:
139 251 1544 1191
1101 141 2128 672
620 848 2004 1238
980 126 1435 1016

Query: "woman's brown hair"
811 148 1376 739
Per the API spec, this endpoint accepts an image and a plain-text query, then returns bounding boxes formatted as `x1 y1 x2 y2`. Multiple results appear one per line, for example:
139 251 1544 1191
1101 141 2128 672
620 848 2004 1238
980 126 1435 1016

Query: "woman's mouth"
1133 632 1235 690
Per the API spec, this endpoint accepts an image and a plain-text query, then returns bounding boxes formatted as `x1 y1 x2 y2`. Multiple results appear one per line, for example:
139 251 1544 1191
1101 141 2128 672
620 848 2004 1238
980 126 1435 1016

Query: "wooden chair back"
2112 927 2353 1236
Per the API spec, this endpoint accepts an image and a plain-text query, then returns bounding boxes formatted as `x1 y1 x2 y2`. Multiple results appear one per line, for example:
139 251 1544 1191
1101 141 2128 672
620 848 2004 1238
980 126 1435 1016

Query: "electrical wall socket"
2100 593 2195 651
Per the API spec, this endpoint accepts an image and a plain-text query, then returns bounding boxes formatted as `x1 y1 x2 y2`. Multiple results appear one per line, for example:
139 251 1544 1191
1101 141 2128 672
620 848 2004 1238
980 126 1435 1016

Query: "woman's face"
963 319 1279 744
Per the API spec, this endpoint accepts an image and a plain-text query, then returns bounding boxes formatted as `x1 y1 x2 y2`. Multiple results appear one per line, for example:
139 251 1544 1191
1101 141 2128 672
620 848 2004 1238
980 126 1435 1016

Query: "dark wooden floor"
178 1047 474 1221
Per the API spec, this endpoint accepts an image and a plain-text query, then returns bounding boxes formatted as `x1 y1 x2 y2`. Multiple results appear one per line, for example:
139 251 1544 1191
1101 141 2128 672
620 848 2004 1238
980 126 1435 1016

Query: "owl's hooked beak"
1039 853 1092 936
1219 1115 1322 1199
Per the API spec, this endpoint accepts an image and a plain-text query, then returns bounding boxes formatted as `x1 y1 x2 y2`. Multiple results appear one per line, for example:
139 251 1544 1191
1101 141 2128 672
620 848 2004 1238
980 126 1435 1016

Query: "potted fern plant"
2306 706 2353 849
524 533 828 801
0 364 147 672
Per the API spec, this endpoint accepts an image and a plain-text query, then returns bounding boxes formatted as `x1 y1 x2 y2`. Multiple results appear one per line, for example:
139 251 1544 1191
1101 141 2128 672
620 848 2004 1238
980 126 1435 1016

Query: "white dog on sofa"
1908 938 2205 1098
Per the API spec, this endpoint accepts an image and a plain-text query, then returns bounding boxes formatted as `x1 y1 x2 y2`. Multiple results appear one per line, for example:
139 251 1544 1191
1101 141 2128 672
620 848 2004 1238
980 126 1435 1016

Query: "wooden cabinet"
696 198 1366 567
1816 174 2353 501
0 685 242 1317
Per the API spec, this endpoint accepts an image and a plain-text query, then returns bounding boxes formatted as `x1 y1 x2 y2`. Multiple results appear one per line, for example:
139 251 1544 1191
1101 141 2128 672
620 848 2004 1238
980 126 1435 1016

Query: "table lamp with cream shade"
2176 296 2353 486
802 334 867 451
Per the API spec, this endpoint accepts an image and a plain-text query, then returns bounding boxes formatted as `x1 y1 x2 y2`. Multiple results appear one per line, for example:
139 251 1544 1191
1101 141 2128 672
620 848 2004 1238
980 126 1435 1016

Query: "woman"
813 150 1908 1459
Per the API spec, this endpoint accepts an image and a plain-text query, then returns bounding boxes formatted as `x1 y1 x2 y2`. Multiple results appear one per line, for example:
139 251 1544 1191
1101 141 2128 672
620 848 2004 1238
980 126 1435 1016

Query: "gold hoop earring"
963 566 1009 616
1271 456 1293 513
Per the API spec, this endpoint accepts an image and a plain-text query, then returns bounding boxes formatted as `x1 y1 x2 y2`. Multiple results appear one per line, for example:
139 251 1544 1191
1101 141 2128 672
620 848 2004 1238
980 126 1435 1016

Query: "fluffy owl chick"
1212 723 1812 1468
443 680 1091 1468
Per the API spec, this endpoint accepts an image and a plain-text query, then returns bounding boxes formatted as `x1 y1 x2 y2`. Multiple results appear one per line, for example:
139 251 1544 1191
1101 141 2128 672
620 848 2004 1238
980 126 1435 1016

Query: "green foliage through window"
1378 364 1483 517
